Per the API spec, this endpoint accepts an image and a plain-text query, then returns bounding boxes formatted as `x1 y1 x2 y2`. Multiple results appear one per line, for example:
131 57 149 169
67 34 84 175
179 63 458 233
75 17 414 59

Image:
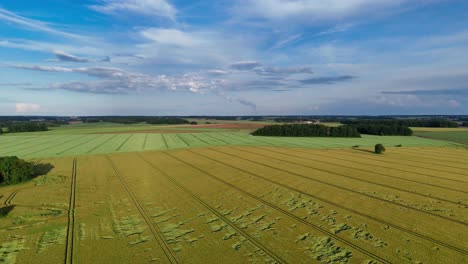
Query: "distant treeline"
274 117 318 123
0 122 49 134
341 118 458 128
0 156 35 185
251 124 361 137
353 124 413 136
83 116 190 125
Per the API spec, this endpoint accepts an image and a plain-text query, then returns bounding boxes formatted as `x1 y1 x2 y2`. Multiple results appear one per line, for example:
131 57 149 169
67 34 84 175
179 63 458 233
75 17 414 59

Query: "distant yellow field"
1 146 467 263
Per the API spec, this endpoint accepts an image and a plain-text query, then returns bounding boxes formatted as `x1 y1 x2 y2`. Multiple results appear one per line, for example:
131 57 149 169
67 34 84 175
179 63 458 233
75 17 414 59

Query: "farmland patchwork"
0 146 467 263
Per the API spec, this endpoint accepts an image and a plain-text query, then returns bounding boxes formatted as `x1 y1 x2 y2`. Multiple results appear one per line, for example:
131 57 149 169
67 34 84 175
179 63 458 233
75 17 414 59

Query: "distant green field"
415 131 468 145
0 132 455 158
3 122 222 135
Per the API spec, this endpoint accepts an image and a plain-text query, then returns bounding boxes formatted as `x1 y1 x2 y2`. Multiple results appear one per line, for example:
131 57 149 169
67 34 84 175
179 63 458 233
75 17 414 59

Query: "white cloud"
53 50 91 63
90 0 177 20
137 28 252 67
16 103 41 113
140 28 206 47
207 70 230 75
234 0 417 24
0 8 82 39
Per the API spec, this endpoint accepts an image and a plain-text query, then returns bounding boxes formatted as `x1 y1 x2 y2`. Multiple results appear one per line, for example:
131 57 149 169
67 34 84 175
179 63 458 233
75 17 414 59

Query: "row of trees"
82 116 190 125
274 117 319 123
352 124 413 136
0 156 35 185
341 118 458 128
251 124 361 137
2 122 48 133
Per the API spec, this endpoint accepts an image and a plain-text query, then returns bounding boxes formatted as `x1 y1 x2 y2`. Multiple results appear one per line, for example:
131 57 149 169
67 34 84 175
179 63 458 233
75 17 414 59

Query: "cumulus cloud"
53 50 91 63
15 64 223 95
16 103 41 113
300 75 355 84
229 61 262 70
90 0 177 20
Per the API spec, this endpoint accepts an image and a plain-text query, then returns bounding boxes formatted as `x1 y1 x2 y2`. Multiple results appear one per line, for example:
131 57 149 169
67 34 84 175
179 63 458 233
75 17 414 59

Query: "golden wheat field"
0 146 467 264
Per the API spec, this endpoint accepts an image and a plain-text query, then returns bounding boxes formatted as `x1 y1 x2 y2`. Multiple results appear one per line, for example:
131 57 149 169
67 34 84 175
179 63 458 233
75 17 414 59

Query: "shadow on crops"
33 162 55 177
351 148 375 154
0 205 15 217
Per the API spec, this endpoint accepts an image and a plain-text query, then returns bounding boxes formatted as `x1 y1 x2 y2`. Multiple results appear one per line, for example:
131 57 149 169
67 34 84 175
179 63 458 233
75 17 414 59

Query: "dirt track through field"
106 156 179 264
65 158 77 264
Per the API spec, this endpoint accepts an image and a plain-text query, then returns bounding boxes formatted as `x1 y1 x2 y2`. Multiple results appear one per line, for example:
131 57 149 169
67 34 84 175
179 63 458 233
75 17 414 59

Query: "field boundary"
188 149 468 255
106 156 179 264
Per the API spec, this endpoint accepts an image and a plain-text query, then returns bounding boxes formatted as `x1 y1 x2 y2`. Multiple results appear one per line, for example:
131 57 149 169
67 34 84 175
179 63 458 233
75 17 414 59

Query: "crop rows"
1 146 467 263
0 132 456 158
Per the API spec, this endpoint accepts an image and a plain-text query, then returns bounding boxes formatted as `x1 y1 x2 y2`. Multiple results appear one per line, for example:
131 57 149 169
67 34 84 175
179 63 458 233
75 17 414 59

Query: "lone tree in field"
375 144 386 154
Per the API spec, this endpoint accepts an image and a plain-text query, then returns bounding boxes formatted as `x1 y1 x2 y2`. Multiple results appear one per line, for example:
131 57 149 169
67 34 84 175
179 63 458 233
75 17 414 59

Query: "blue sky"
1 0 468 116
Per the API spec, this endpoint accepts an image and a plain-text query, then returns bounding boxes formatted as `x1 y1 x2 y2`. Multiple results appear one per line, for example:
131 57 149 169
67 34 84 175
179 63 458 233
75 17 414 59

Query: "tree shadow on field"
0 205 15 217
33 162 55 177
351 148 375 154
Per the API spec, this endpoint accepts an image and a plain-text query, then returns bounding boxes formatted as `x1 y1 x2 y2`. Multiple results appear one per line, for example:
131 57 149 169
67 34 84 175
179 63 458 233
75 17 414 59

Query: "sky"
1 0 468 116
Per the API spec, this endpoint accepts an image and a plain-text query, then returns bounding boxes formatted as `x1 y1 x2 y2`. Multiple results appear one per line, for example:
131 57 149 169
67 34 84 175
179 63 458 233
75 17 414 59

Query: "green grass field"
414 131 468 145
0 131 456 158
